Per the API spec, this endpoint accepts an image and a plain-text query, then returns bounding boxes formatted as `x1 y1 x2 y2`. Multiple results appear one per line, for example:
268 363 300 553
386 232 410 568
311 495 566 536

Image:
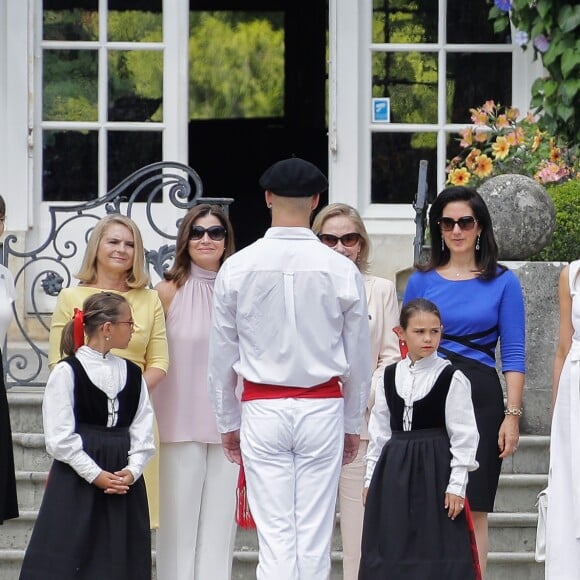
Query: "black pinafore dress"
359 363 479 580
19 356 151 580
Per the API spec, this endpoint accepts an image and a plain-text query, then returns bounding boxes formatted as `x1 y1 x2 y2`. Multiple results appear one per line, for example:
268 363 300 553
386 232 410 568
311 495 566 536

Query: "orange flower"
506 127 525 146
465 148 481 170
459 127 473 147
506 107 520 121
474 129 489 143
496 114 509 129
448 167 470 186
481 100 495 114
532 130 542 152
525 112 537 124
470 108 488 126
473 154 493 178
550 147 561 163
492 136 510 160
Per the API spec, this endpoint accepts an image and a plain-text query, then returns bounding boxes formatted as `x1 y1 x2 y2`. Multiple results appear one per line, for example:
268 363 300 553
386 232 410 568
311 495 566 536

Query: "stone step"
494 473 547 513
11 433 49 472
6 389 44 434
14 471 47 512
486 552 544 580
500 435 550 475
488 512 538 553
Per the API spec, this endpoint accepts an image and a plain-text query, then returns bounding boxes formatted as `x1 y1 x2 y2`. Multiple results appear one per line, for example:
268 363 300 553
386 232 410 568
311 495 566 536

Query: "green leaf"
489 5 502 19
493 17 509 33
561 50 580 77
537 0 552 20
543 79 558 97
531 21 547 39
556 103 574 122
557 5 580 33
558 78 580 100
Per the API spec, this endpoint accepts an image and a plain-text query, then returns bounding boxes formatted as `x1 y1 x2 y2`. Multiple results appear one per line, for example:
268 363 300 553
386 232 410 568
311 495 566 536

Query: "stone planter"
478 174 555 260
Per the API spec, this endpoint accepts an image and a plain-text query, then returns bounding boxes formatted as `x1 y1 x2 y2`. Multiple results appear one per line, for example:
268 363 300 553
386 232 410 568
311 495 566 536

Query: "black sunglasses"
318 232 361 248
438 216 478 232
189 225 227 241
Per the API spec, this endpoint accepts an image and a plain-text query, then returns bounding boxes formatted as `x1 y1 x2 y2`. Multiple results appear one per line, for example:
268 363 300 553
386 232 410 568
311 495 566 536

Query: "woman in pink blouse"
153 204 237 580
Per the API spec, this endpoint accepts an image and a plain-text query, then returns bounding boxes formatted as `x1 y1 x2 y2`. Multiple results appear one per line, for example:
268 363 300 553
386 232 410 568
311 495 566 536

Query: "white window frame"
329 0 543 237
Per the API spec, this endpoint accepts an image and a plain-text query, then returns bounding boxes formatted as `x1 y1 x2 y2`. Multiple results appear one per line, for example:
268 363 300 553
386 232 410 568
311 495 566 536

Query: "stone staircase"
4 387 547 579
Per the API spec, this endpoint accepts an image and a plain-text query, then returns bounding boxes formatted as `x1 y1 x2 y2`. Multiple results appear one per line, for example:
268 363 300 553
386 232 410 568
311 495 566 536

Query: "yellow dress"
48 286 169 528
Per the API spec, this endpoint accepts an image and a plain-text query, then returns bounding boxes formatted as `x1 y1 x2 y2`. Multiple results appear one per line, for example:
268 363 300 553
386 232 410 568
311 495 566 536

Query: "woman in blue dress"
403 186 525 576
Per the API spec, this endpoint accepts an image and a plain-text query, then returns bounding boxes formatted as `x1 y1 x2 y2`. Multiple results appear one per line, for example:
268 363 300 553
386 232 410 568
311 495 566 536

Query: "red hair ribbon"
72 308 85 350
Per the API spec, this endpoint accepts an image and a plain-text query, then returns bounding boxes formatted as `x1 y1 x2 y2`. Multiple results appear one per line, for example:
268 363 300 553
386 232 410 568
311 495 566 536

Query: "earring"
476 235 480 251
441 237 445 252
105 336 110 342
267 203 272 209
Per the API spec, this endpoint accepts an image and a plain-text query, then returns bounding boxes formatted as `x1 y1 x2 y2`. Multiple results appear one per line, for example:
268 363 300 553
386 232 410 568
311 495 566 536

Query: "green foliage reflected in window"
43 2 98 41
108 51 163 122
43 50 98 122
189 12 284 120
372 0 437 44
108 5 162 43
372 52 438 124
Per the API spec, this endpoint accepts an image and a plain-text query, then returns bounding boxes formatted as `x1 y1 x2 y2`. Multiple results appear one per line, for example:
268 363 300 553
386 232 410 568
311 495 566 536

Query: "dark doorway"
188 1 328 249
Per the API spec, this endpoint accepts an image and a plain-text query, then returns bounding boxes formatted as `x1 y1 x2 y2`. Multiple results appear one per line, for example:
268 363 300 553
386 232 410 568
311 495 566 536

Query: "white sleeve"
364 372 392 487
42 363 102 484
445 369 480 497
207 263 242 433
125 377 156 482
341 270 372 434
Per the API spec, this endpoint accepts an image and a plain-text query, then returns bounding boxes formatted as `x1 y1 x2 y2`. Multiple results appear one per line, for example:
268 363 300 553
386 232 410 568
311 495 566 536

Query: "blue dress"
404 268 525 512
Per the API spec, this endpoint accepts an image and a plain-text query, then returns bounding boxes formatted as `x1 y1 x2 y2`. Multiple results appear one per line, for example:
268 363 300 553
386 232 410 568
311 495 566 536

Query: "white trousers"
338 439 367 580
156 441 238 580
241 398 344 580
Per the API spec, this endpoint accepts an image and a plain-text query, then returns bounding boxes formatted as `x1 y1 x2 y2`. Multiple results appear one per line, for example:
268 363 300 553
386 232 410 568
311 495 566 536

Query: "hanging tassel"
464 498 482 580
72 308 85 350
235 464 256 530
393 327 408 359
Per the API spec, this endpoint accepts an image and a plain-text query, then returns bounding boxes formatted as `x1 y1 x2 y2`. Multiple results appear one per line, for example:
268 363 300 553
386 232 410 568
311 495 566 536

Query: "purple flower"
533 34 550 53
514 30 529 46
494 0 512 11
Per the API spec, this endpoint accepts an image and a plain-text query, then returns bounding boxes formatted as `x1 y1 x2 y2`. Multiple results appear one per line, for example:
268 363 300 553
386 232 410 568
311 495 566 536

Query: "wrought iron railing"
1 161 233 387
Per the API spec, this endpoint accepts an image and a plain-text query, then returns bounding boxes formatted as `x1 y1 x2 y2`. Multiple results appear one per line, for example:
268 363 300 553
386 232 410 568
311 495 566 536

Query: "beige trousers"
338 439 368 580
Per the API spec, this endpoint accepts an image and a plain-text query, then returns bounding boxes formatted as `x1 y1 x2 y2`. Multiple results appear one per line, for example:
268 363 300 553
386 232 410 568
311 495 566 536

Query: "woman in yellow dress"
48 214 168 528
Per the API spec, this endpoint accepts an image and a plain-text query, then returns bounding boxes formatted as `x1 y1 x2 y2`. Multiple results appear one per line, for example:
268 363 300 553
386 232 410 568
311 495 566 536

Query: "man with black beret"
208 157 371 579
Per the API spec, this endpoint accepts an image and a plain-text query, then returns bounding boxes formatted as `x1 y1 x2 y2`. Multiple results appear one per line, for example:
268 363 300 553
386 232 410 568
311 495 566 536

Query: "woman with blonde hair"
48 213 169 528
153 204 238 580
312 203 400 580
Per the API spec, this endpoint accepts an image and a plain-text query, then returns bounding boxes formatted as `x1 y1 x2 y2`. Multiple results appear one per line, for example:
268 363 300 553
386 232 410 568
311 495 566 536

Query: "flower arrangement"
446 101 577 187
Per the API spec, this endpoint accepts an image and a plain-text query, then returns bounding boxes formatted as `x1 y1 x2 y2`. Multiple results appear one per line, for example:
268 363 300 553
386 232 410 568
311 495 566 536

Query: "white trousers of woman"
338 439 367 580
240 397 344 580
156 441 238 580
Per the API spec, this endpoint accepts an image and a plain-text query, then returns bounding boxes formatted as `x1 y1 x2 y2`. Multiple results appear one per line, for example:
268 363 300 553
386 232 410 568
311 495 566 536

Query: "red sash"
241 376 342 401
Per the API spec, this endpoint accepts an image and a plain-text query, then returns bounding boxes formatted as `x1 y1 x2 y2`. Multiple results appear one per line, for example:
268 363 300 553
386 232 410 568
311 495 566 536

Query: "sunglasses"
189 225 227 241
318 232 361 248
438 216 478 232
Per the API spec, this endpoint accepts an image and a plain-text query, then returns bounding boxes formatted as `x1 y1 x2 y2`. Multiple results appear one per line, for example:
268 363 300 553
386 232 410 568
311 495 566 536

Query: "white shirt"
0 264 16 344
208 227 372 434
43 346 155 484
365 352 479 497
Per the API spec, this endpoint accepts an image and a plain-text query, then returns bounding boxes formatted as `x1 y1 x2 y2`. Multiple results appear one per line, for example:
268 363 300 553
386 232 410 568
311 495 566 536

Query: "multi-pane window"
38 0 163 202
370 0 513 203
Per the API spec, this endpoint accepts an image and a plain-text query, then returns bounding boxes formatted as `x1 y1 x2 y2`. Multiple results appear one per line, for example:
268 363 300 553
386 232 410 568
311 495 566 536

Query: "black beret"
259 157 328 197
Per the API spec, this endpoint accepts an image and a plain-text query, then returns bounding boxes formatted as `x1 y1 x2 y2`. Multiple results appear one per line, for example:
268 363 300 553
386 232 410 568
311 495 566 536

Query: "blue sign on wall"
372 98 390 123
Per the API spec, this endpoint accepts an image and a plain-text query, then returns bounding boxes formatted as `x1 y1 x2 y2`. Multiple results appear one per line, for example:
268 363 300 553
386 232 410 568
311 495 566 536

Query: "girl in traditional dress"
359 298 480 580
20 292 155 580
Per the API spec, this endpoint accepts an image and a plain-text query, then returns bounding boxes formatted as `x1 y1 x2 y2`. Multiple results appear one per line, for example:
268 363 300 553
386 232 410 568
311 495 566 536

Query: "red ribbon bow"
73 308 85 350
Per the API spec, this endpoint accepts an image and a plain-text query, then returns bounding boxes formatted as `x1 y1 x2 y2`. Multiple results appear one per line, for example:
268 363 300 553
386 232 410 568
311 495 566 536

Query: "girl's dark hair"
60 292 129 357
400 298 442 329
417 186 505 280
163 204 235 287
0 194 5 217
